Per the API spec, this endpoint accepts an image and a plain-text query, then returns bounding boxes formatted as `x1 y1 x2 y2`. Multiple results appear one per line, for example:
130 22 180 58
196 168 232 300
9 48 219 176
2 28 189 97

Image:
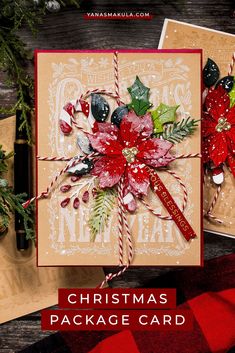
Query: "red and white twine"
175 153 201 159
99 177 133 288
117 181 124 266
30 50 204 287
81 88 120 102
23 152 97 208
114 51 121 106
37 156 72 161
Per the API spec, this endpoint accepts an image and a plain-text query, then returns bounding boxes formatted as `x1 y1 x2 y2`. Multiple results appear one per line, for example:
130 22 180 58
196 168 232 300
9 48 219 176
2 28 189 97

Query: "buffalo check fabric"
19 254 235 353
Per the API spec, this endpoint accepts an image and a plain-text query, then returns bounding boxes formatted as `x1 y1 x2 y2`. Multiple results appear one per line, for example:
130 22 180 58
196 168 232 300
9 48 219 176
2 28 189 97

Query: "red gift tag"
145 167 197 241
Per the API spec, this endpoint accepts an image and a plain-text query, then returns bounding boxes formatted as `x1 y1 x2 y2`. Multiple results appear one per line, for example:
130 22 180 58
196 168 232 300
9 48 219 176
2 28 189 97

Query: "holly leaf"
229 81 235 107
150 103 179 133
127 76 152 116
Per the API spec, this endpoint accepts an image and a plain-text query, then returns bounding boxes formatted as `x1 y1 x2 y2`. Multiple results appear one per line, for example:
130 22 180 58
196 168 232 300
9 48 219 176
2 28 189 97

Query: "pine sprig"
155 117 199 144
0 189 35 241
0 145 34 241
0 145 14 174
0 29 33 140
88 188 117 242
0 0 80 142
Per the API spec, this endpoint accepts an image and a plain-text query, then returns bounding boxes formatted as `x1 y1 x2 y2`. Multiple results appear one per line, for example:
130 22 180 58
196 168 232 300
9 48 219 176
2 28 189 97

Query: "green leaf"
88 188 117 242
155 117 199 144
150 103 179 133
127 76 152 116
229 81 235 107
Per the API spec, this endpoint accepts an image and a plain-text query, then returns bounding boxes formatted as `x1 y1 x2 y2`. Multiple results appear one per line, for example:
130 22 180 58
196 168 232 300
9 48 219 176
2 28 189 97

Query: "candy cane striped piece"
60 98 95 134
59 102 75 134
61 88 125 136
228 52 235 76
207 184 221 214
204 185 223 224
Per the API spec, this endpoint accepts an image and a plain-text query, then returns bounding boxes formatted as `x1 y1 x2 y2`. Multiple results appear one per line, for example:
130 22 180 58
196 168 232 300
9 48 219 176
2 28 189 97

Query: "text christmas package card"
36 49 202 266
0 116 105 324
159 19 235 239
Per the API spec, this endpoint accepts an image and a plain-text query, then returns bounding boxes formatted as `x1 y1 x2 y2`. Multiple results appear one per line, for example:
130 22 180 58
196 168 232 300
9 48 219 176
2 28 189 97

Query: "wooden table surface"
0 1 235 352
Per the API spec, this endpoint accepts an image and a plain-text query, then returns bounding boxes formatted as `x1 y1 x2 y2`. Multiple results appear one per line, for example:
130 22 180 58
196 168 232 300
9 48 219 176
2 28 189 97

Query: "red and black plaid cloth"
19 254 235 353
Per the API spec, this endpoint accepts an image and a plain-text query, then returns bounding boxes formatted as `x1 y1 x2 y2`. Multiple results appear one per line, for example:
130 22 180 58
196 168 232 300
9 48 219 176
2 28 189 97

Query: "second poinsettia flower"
203 85 235 175
88 111 175 197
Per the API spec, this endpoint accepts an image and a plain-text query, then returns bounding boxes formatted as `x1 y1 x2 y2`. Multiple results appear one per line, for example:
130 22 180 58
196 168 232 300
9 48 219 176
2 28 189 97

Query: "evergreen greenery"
0 145 34 240
155 117 199 144
88 188 117 242
0 0 80 142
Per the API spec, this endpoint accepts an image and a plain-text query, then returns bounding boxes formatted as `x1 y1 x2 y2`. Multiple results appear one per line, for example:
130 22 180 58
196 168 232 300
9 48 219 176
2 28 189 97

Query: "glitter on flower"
203 85 235 175
88 111 175 196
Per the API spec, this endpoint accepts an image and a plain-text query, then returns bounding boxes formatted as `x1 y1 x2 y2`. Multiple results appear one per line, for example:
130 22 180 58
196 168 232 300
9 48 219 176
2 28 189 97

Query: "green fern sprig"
88 188 117 242
155 117 199 144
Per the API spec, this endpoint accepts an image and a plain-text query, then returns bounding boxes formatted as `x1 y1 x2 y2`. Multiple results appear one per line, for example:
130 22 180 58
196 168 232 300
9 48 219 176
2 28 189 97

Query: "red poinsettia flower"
88 111 175 196
203 85 235 175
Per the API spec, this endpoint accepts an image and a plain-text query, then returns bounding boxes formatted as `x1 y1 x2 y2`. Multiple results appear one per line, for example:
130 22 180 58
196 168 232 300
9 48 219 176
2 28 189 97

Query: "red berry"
82 190 89 203
71 176 81 182
60 184 72 193
60 198 70 208
73 197 80 209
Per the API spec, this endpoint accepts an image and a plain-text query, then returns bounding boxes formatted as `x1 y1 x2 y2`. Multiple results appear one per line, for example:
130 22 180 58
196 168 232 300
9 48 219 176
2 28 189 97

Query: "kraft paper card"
0 116 105 324
36 50 202 266
159 19 235 239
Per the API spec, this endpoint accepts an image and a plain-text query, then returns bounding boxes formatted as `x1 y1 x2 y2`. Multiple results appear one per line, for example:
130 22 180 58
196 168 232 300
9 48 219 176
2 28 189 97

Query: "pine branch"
155 117 199 144
0 0 80 142
0 29 33 141
0 145 35 241
1 189 35 241
0 145 14 174
88 188 117 242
